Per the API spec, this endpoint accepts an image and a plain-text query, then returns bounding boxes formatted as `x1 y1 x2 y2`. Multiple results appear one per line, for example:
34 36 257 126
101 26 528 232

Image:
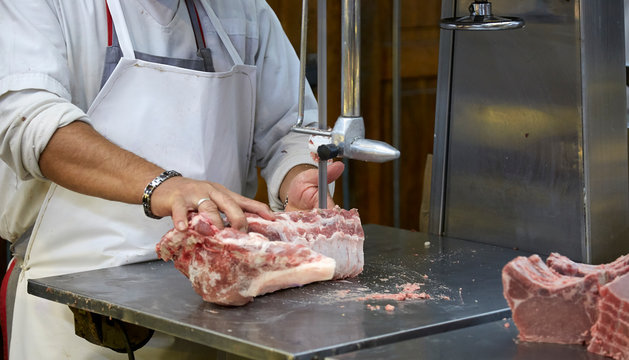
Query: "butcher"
0 0 343 358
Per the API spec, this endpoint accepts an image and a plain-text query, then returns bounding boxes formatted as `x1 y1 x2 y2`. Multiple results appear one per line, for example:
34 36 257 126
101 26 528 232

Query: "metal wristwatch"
142 170 182 219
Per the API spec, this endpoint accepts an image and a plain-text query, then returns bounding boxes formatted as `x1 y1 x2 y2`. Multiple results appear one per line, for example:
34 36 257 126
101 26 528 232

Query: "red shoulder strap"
106 2 113 46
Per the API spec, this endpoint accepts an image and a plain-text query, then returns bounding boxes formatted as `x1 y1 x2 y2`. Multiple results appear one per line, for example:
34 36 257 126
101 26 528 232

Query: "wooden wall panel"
260 0 441 231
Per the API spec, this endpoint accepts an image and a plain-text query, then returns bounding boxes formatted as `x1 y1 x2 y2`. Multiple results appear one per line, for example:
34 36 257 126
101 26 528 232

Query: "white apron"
10 0 256 358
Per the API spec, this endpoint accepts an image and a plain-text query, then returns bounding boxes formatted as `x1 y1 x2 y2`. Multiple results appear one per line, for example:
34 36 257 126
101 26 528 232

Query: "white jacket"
0 0 318 241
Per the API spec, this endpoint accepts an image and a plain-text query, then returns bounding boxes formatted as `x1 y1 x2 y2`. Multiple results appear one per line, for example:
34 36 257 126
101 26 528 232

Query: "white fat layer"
240 257 336 298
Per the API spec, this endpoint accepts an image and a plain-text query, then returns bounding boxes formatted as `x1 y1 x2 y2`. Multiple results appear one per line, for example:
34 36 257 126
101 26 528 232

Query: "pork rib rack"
246 207 364 279
156 207 364 306
503 252 629 359
502 254 601 344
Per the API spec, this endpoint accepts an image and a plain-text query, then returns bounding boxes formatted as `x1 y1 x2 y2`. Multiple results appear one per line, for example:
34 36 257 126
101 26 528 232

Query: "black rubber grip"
317 144 340 161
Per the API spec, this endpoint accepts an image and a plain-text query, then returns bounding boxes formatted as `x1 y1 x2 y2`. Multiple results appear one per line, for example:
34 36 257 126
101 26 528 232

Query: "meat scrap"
502 252 629 360
356 282 431 301
156 207 364 306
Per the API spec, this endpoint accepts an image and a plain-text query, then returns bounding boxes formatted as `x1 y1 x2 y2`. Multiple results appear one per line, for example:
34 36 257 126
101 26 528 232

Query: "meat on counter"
156 206 364 306
502 252 629 360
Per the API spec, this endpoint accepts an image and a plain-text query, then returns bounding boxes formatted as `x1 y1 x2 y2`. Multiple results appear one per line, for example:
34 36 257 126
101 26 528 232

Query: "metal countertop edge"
307 308 513 360
28 279 512 359
26 280 291 360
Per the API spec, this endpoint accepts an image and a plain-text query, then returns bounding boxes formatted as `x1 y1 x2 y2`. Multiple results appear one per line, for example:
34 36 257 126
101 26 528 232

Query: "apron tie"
1 259 17 360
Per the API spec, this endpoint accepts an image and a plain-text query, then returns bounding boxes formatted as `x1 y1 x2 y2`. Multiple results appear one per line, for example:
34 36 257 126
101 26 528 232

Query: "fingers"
299 161 344 185
293 161 344 186
156 177 274 233
217 200 247 232
237 196 276 220
198 184 274 231
326 192 336 209
326 161 343 209
197 194 227 230
155 178 246 232
171 197 189 231
157 163 342 233
326 161 345 183
288 162 344 211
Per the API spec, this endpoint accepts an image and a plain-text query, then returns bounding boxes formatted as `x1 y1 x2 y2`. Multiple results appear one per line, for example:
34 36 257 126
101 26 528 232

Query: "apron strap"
197 0 244 66
184 0 214 71
185 0 206 49
106 1 207 49
106 0 135 59
106 0 213 71
106 0 241 67
106 2 113 46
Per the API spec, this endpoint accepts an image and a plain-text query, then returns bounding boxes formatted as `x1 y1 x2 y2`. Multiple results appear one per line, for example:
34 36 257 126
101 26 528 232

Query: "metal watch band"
283 195 289 210
142 170 182 219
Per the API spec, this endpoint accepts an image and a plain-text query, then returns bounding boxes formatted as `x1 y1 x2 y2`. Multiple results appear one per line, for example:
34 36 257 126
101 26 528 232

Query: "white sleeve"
253 1 320 210
0 1 91 180
0 90 86 180
0 0 74 99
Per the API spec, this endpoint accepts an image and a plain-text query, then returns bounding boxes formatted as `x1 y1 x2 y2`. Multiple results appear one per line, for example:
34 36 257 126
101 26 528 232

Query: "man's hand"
281 161 345 211
150 177 275 232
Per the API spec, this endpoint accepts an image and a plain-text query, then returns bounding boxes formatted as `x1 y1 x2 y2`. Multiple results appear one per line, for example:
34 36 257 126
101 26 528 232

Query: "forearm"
38 120 276 230
1 91 272 230
0 90 162 205
39 121 163 204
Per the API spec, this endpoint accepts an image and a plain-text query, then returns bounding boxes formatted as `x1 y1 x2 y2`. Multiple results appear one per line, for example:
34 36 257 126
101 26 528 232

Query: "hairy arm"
39 121 273 232
39 121 161 203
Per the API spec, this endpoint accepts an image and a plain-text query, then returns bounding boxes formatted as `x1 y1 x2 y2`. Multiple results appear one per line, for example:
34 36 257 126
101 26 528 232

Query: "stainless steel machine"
292 0 400 209
430 0 629 263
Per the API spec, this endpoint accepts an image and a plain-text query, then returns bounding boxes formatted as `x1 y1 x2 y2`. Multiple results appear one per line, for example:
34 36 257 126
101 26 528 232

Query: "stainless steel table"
327 318 607 360
28 225 529 359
